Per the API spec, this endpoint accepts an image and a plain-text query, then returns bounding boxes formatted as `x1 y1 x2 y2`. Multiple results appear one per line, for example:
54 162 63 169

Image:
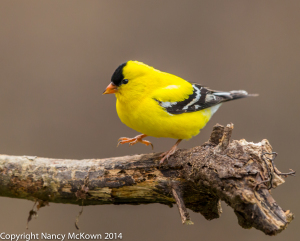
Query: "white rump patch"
210 103 222 116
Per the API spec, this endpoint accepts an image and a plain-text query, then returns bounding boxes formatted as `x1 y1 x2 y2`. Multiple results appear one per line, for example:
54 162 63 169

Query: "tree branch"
0 124 294 235
171 181 194 225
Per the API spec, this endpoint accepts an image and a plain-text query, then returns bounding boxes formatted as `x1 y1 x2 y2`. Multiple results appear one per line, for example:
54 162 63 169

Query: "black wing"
155 84 249 115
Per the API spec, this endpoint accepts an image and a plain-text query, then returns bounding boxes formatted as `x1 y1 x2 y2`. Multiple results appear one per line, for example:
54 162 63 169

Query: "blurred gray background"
0 0 299 240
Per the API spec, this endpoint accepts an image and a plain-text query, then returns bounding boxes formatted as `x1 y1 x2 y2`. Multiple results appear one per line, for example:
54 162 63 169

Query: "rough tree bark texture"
0 124 294 235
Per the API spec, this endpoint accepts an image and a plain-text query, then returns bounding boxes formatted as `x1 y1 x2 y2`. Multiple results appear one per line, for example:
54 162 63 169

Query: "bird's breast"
116 97 217 140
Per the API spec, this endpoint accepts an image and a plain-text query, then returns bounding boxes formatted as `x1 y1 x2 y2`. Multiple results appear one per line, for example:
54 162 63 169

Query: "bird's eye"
122 79 129 84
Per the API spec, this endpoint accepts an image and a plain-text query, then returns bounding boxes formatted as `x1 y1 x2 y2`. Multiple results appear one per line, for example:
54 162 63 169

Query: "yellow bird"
103 61 255 164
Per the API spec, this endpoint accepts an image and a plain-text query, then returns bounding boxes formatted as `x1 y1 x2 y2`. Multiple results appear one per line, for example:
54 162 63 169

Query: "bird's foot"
159 149 177 164
117 134 153 149
159 139 182 164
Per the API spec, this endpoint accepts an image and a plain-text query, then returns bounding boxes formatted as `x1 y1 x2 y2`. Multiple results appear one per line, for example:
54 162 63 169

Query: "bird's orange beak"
103 82 118 94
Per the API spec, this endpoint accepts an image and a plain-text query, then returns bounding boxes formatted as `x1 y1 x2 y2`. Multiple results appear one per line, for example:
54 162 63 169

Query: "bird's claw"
141 140 154 150
117 136 153 149
159 139 182 165
117 137 136 147
159 149 176 164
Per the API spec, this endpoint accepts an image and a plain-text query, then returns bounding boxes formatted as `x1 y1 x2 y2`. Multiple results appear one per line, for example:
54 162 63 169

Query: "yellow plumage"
115 61 214 140
103 60 253 163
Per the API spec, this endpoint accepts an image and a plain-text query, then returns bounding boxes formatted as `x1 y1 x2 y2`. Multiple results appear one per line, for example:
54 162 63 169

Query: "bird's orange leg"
118 134 153 149
159 139 182 164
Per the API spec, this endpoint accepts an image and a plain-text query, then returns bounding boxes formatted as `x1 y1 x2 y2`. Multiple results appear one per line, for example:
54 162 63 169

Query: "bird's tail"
213 90 258 102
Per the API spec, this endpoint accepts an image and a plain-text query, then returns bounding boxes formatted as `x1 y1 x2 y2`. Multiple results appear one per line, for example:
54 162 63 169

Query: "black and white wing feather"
155 84 251 115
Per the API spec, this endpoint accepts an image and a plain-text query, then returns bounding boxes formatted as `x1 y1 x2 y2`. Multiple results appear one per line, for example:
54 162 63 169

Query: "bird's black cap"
111 62 127 86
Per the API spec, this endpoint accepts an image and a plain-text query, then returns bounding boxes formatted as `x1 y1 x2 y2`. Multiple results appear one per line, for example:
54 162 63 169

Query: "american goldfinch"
103 61 256 164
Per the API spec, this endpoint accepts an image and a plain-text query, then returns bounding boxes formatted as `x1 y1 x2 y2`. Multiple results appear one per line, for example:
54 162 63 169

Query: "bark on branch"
0 123 295 235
